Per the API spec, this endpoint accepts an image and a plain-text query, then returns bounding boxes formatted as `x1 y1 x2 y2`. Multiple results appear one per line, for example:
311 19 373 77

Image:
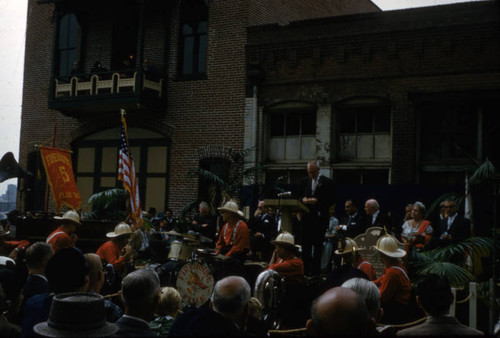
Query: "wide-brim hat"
0 256 15 267
373 235 406 258
33 292 118 337
335 237 358 255
54 210 81 225
217 201 244 217
106 222 133 238
271 232 301 251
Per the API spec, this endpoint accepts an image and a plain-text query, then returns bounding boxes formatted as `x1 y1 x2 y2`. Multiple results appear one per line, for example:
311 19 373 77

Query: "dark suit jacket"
365 211 392 231
396 315 484 336
113 315 155 337
22 274 48 303
339 213 366 238
437 214 471 243
298 174 335 235
169 307 245 337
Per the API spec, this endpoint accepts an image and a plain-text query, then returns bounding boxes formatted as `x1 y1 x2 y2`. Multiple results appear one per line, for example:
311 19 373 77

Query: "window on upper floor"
57 13 80 77
417 97 500 185
111 3 139 70
335 98 391 162
179 0 208 78
419 101 477 163
267 102 317 162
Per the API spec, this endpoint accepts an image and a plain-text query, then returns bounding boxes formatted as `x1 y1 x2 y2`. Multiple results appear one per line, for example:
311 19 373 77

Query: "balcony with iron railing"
49 68 165 115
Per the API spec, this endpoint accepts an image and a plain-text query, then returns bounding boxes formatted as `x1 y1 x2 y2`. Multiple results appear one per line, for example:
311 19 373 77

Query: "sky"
0 0 27 195
0 0 485 195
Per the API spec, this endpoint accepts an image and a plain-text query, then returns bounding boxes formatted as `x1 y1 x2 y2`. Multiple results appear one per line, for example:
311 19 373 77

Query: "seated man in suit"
337 199 366 238
364 199 393 233
306 287 372 336
169 276 252 337
436 199 471 246
396 274 483 336
115 269 161 337
22 242 53 303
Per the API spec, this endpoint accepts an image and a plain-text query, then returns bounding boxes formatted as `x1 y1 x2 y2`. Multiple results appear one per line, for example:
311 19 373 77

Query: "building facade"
18 0 379 214
245 1 500 229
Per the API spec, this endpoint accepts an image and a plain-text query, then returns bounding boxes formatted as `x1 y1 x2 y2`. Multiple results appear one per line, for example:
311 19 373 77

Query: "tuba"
253 269 286 329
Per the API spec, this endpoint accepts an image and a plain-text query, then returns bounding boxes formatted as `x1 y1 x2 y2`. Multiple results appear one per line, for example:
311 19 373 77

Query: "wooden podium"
264 199 309 233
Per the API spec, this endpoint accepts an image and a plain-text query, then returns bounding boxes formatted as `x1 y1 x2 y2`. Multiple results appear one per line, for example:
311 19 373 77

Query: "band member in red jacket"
373 235 411 325
267 232 304 284
46 210 80 253
216 201 250 262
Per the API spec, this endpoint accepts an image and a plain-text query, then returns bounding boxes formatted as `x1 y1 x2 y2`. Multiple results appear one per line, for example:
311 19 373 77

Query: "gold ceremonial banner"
40 146 82 211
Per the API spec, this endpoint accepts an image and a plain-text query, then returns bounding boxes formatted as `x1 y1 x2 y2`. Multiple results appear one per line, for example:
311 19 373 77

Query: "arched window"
57 13 80 77
180 0 208 78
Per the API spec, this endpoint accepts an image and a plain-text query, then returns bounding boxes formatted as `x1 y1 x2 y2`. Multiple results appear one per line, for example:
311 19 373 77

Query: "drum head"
176 261 214 307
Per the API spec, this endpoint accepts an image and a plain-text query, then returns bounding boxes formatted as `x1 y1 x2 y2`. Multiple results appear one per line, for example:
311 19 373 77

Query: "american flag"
118 112 143 228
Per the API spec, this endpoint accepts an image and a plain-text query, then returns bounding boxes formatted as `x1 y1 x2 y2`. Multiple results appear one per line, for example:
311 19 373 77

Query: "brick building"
245 1 500 230
18 0 379 214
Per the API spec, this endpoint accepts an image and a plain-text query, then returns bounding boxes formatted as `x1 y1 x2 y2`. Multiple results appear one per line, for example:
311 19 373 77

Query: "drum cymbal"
165 230 183 236
182 233 199 242
214 254 228 260
198 234 213 244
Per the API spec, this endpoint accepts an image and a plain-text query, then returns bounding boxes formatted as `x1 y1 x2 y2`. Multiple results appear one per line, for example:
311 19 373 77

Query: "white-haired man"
169 276 251 336
299 160 335 276
114 269 161 337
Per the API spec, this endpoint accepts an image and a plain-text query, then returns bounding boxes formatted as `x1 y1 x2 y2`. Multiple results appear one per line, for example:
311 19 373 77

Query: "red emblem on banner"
40 146 82 211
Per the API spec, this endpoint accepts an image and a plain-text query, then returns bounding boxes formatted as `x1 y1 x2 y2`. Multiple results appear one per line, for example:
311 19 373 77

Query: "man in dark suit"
436 199 471 246
114 269 161 337
364 199 392 232
249 200 278 261
338 199 366 238
22 242 52 305
299 160 335 275
169 276 252 337
396 274 483 336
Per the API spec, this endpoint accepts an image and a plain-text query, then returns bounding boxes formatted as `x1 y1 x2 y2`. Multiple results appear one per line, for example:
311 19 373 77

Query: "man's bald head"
212 276 251 318
308 287 370 336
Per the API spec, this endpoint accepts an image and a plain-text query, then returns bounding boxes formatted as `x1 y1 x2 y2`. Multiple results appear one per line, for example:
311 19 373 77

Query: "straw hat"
373 235 406 258
54 210 81 225
335 237 358 255
33 292 118 337
106 222 133 238
271 232 301 251
217 201 244 217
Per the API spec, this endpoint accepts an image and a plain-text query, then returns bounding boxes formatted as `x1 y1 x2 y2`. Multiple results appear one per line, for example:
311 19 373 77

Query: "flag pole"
44 125 57 212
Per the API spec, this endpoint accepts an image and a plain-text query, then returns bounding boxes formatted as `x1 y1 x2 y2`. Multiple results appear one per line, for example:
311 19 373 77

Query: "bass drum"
176 260 215 307
253 269 286 330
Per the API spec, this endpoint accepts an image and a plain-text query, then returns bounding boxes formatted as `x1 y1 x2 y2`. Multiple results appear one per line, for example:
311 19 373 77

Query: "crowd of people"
0 160 485 336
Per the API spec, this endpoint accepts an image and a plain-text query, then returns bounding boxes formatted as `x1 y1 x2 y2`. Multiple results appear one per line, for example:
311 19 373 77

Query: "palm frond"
415 261 475 287
470 159 498 185
87 188 126 208
461 236 495 257
198 168 228 187
424 243 466 262
179 199 199 219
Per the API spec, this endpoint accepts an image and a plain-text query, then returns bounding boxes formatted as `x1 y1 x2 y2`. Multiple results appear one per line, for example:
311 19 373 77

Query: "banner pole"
44 125 57 212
